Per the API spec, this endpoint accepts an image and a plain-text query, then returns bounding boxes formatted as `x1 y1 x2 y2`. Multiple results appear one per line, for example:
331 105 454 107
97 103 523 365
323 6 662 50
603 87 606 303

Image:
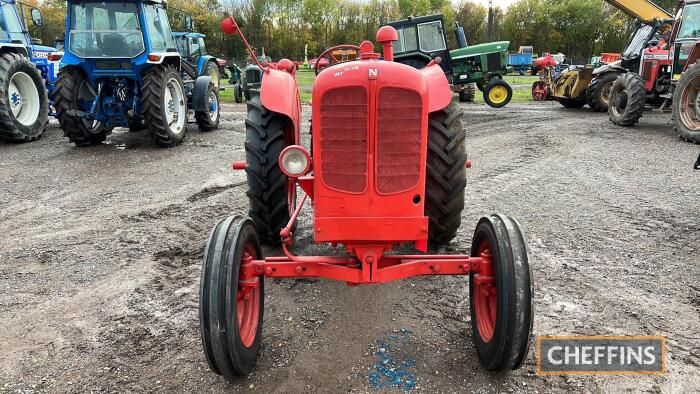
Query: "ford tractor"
0 0 55 142
198 17 534 380
55 0 219 148
386 14 512 108
172 31 221 89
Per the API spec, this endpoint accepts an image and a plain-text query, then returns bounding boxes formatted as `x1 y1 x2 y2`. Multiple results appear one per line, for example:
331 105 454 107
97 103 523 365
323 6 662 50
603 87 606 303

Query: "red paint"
231 161 247 170
376 26 398 62
237 243 261 347
473 243 496 342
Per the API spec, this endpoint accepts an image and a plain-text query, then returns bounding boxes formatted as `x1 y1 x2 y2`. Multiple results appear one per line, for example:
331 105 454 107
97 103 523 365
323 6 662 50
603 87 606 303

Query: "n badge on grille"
368 68 378 80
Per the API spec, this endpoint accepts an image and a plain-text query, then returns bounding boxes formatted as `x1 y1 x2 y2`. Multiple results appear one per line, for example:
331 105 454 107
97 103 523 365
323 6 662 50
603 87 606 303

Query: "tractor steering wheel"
314 44 361 75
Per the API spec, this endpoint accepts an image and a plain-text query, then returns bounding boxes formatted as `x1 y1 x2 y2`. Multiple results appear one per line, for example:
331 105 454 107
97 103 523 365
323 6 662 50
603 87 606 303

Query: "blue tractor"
55 0 219 147
0 0 57 142
172 32 221 90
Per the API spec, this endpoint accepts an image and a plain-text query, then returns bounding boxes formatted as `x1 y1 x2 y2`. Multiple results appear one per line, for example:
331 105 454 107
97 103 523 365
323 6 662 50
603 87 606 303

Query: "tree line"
24 0 678 63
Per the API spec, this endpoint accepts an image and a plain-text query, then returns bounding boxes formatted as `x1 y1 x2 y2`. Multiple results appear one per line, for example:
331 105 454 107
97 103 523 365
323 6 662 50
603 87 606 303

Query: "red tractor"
199 16 534 380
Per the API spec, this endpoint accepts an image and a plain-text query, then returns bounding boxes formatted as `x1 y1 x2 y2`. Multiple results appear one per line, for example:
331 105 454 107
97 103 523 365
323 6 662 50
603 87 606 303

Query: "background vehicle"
173 32 221 89
0 0 54 142
200 16 534 382
386 14 512 108
55 0 219 147
229 51 271 103
509 46 533 75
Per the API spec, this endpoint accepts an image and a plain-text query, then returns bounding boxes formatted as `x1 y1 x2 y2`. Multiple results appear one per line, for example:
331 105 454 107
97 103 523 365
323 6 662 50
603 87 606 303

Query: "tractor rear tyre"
483 79 512 108
195 84 220 132
245 89 292 245
142 65 188 147
200 215 264 380
425 98 467 245
458 83 476 102
608 73 646 126
587 72 618 112
55 66 112 146
476 81 485 92
672 62 700 143
556 96 587 108
0 53 49 142
234 83 243 103
470 214 533 371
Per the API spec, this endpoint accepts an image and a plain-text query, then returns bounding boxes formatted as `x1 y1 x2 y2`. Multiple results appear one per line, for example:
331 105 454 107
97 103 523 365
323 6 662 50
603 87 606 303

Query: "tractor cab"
172 31 220 88
386 14 513 107
62 0 180 76
670 1 700 80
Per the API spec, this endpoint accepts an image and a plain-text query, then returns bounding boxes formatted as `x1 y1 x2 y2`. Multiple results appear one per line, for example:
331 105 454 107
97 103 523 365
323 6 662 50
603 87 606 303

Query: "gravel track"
0 101 698 392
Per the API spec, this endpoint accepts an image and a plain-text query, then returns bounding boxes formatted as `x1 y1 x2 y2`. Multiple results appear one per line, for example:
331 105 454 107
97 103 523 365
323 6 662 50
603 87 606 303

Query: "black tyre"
200 216 264 380
55 66 111 146
425 98 467 244
0 53 49 142
396 58 428 69
142 65 187 147
245 89 291 245
587 72 618 112
483 79 513 108
470 214 533 371
556 96 587 108
608 73 646 126
195 84 220 132
672 62 700 143
234 83 243 103
128 118 146 132
458 83 476 102
243 88 251 102
476 80 485 92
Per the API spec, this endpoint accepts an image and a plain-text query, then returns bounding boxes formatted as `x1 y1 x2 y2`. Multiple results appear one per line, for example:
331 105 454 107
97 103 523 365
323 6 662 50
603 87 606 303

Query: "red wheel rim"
532 81 548 101
236 243 260 348
474 242 497 343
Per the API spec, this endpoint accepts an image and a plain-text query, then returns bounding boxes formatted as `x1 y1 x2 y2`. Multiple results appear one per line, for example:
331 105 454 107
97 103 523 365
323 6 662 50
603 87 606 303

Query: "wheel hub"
8 72 40 126
237 246 261 348
474 244 497 343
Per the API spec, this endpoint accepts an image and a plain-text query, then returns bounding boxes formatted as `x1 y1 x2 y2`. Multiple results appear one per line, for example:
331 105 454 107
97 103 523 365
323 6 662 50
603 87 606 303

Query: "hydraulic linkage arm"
604 0 673 24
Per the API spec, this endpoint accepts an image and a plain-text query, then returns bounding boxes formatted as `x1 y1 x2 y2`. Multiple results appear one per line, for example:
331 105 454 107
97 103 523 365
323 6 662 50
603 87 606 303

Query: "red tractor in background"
609 0 700 144
198 16 534 380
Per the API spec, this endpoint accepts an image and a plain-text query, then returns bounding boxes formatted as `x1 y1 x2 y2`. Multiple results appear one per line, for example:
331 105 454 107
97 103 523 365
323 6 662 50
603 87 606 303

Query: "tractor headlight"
278 145 311 178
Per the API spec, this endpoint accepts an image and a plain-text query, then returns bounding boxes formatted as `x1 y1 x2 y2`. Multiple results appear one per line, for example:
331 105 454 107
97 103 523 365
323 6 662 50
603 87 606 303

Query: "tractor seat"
100 33 128 57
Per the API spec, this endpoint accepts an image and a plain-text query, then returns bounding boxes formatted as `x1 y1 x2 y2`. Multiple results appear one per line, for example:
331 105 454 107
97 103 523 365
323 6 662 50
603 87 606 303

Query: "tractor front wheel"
142 65 188 147
205 61 220 91
425 98 466 245
588 72 618 112
200 215 264 380
470 214 533 371
0 53 49 142
54 66 111 146
195 84 220 132
234 83 243 103
608 73 646 126
673 62 700 143
245 89 292 245
531 81 549 101
483 79 512 108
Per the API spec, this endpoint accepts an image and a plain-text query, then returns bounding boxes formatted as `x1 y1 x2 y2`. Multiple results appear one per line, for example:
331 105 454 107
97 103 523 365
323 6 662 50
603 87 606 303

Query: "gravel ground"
0 101 698 393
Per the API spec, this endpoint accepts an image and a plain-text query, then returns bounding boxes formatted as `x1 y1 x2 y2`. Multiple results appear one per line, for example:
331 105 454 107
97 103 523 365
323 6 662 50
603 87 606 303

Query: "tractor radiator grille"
246 68 262 84
376 88 422 194
320 86 368 193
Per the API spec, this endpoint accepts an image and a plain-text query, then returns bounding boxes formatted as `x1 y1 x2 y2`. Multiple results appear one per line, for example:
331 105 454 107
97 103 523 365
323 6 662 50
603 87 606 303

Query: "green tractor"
386 14 513 108
228 51 271 103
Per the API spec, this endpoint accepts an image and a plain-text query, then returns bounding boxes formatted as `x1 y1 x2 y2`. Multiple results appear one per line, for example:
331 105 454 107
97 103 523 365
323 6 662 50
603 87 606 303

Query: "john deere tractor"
55 0 219 147
386 14 513 108
0 0 57 142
